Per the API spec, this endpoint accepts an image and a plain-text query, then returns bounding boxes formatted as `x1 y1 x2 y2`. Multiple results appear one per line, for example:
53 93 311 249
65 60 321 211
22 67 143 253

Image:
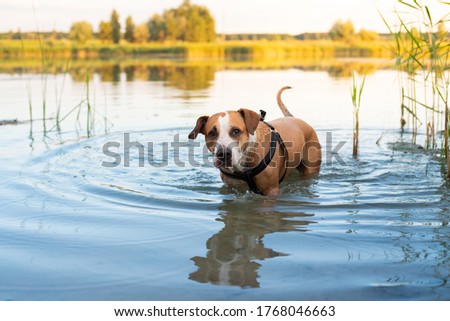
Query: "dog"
188 86 321 196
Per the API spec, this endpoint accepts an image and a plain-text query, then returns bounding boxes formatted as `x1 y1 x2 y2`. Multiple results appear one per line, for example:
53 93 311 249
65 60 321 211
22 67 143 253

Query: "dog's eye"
207 130 216 138
231 128 241 136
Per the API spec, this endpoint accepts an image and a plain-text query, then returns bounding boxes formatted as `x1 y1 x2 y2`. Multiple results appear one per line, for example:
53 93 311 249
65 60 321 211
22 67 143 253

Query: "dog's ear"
238 108 260 135
188 116 209 139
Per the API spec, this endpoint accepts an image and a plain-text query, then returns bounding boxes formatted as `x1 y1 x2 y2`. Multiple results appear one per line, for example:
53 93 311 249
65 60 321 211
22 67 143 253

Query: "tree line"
70 0 215 44
67 17 380 45
4 0 444 44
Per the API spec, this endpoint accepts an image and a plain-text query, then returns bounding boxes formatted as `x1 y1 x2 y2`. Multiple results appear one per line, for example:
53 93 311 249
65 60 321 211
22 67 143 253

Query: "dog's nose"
216 145 232 162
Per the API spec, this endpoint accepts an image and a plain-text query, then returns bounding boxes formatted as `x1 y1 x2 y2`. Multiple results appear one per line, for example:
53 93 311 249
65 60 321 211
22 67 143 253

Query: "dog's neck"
236 121 272 172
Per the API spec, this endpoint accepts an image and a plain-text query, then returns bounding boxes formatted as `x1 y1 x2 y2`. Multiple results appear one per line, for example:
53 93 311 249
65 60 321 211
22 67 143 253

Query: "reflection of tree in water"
326 62 377 77
61 61 386 86
68 63 215 89
98 64 121 82
69 67 93 82
11 59 389 86
124 65 135 82
69 64 121 82
149 65 215 90
147 66 166 81
189 199 315 288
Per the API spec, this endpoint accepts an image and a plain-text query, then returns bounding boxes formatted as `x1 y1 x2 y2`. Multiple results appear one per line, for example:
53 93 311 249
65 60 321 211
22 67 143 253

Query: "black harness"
219 110 289 194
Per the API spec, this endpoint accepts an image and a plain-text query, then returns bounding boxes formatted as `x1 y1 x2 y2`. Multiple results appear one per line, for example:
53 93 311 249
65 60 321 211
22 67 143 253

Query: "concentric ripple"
0 127 449 300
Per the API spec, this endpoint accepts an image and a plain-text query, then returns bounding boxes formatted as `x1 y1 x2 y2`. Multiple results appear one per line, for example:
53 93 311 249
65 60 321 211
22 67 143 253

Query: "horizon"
1 0 448 35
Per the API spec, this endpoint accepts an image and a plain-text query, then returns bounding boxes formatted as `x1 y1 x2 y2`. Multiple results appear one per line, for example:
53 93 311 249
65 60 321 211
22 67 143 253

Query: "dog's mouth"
213 156 232 169
213 145 234 169
212 146 254 171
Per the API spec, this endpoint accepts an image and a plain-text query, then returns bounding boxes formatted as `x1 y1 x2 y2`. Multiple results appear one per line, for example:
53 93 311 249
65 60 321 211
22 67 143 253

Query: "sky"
0 0 447 34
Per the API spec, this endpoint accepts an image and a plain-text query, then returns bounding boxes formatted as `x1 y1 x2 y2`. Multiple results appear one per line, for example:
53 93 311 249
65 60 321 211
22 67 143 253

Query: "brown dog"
188 86 321 196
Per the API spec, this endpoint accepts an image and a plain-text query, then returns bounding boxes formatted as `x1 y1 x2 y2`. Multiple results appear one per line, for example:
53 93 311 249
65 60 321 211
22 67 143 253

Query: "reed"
32 3 50 134
381 0 450 178
350 72 366 158
38 41 48 134
85 74 94 138
55 59 70 131
18 37 106 139
21 38 33 138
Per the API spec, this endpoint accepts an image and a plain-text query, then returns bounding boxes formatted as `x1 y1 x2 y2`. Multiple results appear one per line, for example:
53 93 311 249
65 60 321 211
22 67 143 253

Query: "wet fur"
189 87 321 196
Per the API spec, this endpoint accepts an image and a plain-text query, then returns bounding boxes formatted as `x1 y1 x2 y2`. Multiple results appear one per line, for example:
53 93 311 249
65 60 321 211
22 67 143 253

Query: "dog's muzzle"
214 144 232 168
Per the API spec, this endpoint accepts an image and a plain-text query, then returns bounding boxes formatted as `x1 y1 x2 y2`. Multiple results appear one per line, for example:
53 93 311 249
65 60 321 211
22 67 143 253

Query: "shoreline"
0 39 394 60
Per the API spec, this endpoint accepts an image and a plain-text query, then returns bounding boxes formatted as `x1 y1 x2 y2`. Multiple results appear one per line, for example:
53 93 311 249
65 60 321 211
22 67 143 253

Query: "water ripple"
1 128 448 300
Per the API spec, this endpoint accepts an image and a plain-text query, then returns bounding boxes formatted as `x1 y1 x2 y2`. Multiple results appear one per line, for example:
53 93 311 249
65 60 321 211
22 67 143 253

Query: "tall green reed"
24 5 106 140
32 2 50 134
85 74 95 138
55 59 70 132
350 72 366 158
21 37 33 139
381 0 450 178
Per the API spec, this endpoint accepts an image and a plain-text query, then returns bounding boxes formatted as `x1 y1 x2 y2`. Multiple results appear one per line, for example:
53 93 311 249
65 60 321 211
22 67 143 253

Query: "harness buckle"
259 110 267 121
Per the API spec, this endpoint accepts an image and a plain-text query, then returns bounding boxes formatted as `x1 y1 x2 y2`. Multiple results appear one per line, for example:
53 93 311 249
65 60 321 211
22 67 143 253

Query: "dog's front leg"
266 187 281 197
259 185 280 197
255 170 281 196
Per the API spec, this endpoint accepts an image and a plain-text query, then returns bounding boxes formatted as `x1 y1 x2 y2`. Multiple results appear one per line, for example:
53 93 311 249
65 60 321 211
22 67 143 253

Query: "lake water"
0 59 449 300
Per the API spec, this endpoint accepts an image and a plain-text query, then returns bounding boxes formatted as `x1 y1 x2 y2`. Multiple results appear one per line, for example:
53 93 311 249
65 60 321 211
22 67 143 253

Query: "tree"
12 29 22 40
146 0 215 42
110 10 121 44
185 4 215 42
405 27 422 44
437 21 447 39
98 21 112 42
133 23 149 43
185 7 203 42
69 21 93 44
163 9 179 41
124 16 135 42
358 29 379 41
147 14 166 41
329 19 355 42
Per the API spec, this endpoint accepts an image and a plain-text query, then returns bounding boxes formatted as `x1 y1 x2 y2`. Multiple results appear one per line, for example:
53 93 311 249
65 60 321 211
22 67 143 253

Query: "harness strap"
219 119 289 194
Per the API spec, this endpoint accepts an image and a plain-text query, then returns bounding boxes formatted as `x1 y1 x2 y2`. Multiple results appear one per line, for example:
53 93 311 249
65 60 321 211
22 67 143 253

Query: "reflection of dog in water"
189 200 314 288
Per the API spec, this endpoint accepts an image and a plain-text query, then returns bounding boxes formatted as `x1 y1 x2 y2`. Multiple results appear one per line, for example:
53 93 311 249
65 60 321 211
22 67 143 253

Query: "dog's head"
188 109 260 170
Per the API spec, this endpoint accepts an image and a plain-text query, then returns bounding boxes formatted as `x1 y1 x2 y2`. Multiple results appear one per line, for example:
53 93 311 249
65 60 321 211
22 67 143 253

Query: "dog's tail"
277 86 294 117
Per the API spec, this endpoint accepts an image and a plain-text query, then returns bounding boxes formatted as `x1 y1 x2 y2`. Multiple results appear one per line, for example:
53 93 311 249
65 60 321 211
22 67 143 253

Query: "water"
0 60 449 300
